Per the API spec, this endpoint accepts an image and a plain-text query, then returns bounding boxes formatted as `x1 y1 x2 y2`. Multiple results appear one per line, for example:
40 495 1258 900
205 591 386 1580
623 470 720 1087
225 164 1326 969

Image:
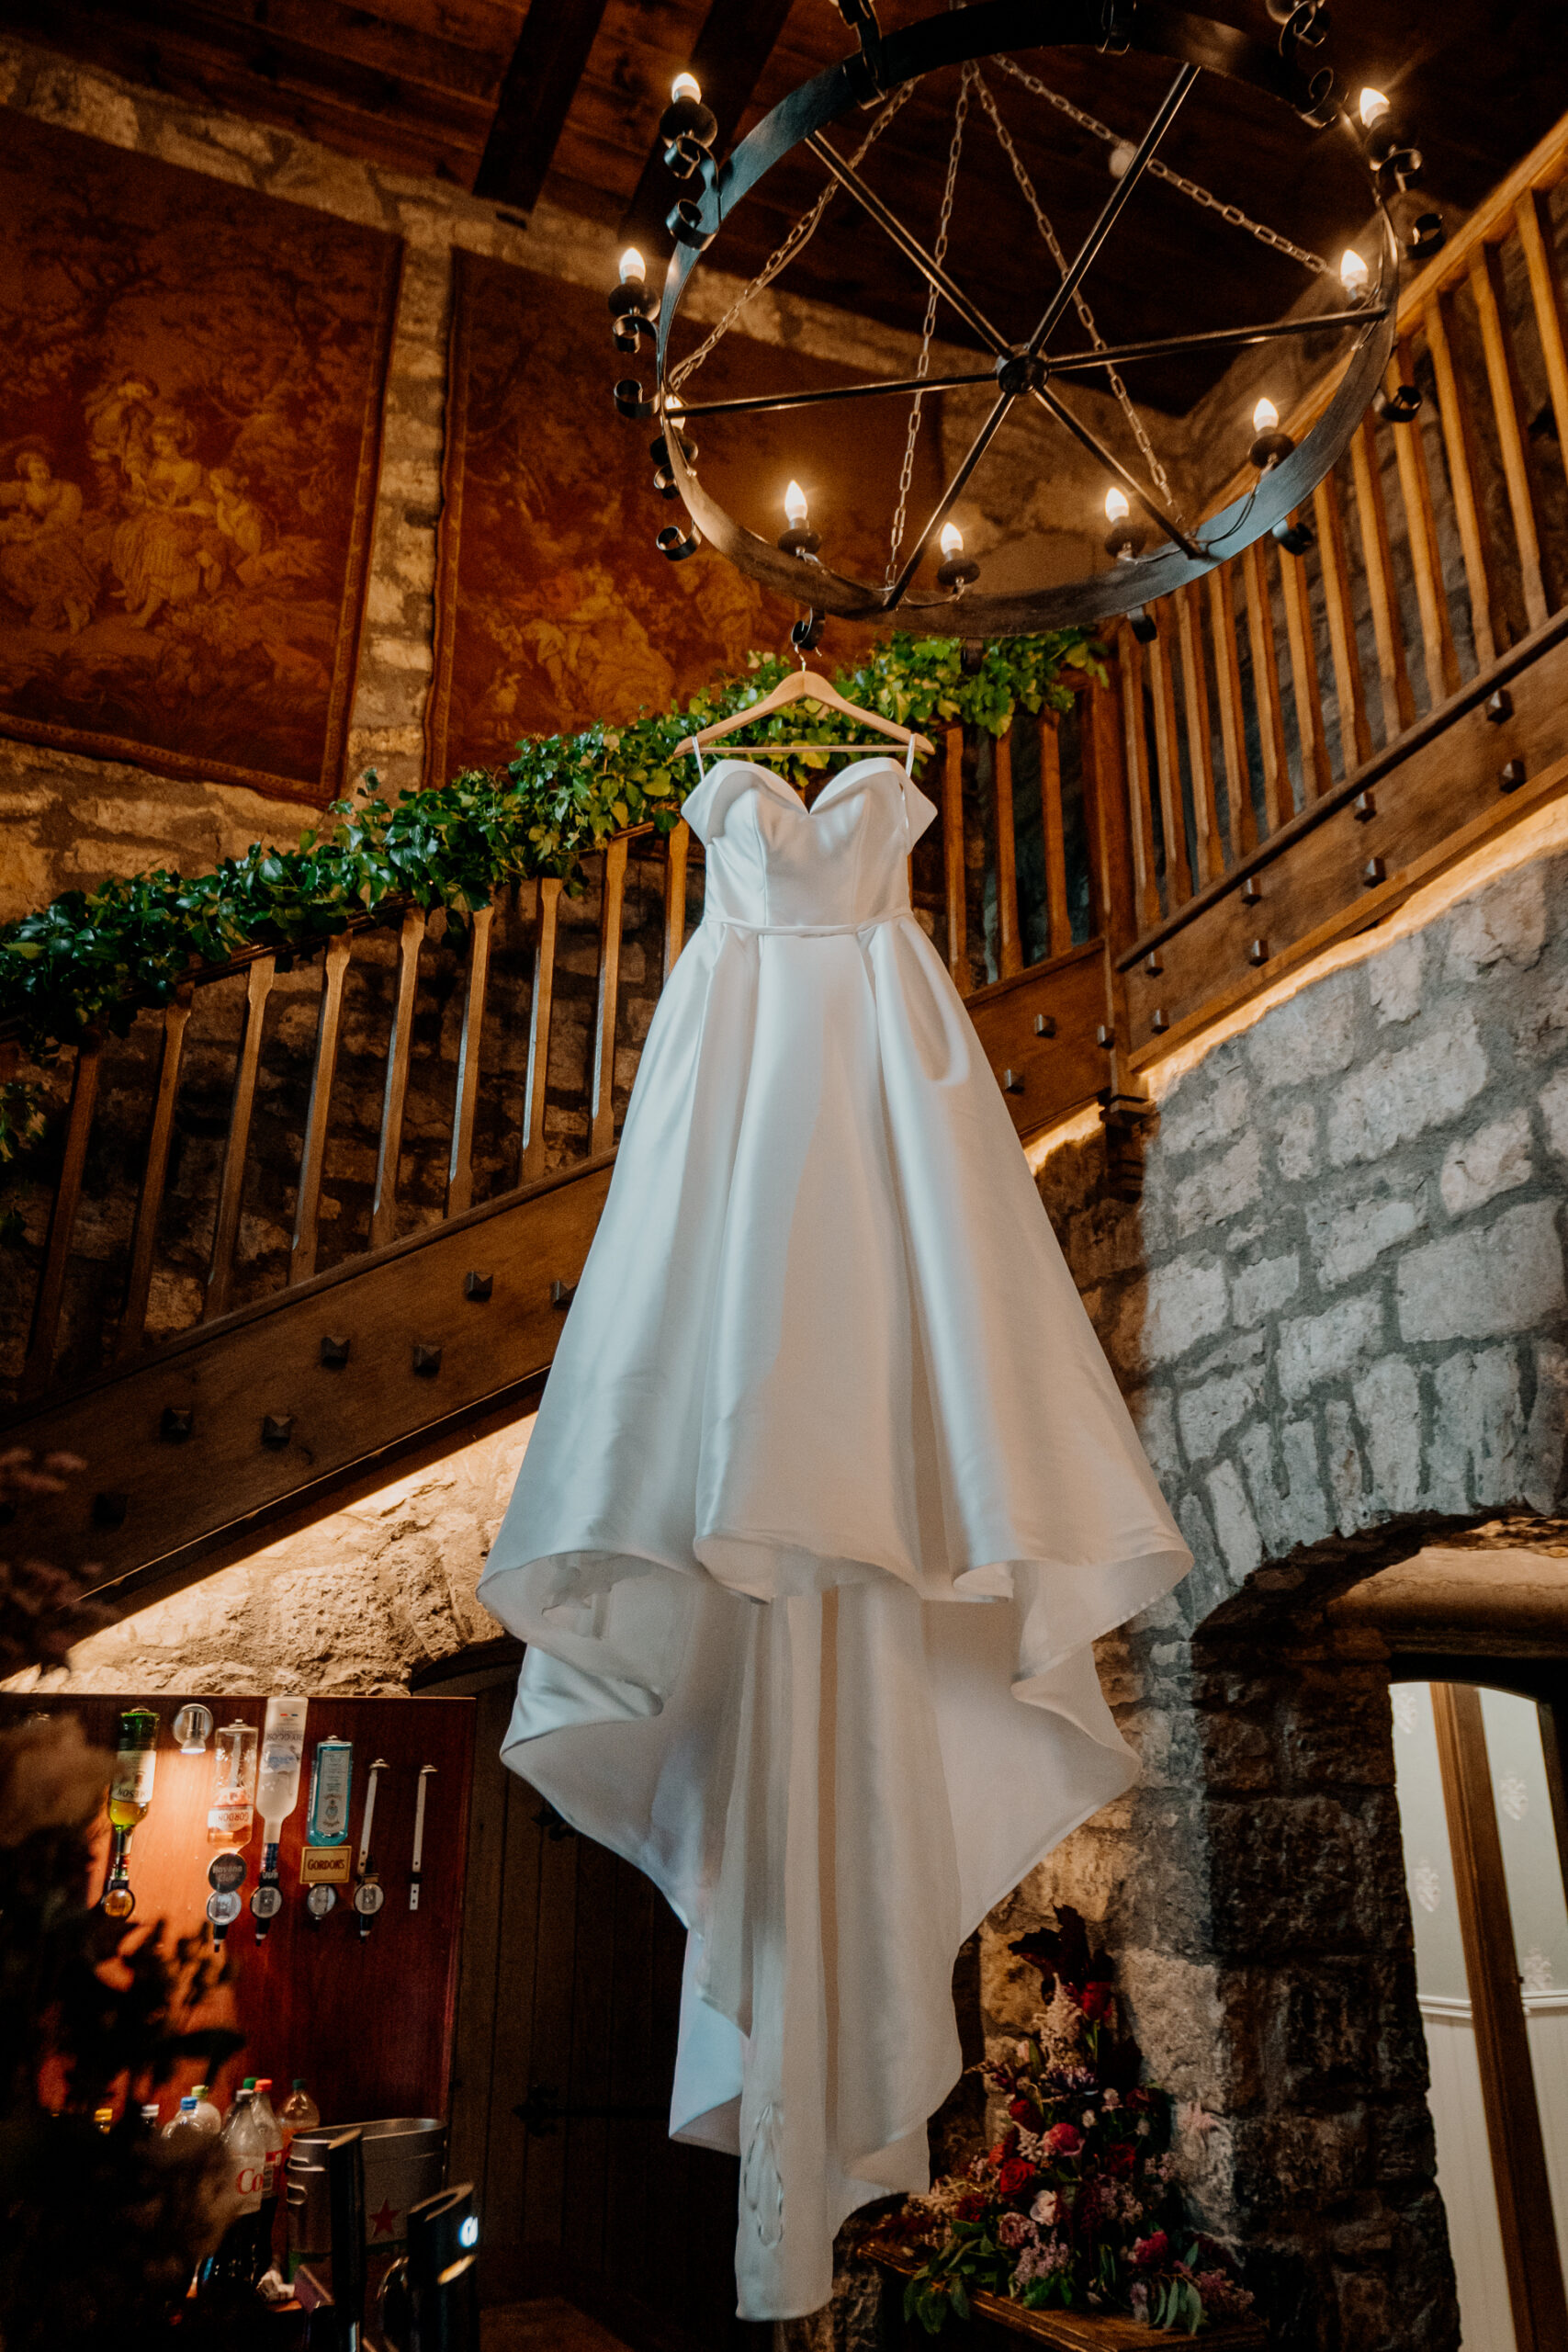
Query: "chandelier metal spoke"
803 129 1012 360
1044 303 1391 377
671 368 999 422
1024 63 1201 359
1029 381 1204 560
884 387 1018 611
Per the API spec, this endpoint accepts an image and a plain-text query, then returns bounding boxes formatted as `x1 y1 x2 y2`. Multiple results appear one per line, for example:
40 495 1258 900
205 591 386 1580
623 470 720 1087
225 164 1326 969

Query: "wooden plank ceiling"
11 0 1566 414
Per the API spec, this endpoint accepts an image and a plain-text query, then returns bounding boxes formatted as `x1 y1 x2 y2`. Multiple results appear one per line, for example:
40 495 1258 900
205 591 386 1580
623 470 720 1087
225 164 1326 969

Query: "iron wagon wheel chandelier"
608 0 1437 645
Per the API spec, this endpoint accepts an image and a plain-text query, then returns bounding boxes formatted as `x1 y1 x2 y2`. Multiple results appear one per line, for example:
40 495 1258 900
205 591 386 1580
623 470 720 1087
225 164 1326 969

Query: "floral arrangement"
879 1909 1252 2337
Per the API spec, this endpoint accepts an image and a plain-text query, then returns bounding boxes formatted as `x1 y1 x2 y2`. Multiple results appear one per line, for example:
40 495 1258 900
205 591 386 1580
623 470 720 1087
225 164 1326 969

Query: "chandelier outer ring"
651 0 1400 634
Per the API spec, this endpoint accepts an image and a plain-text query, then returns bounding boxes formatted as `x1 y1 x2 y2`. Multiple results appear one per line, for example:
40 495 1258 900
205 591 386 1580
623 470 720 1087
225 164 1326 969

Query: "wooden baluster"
289 931 352 1287
1313 468 1373 771
1427 291 1499 665
590 835 627 1157
1148 601 1193 905
520 877 560 1185
1117 628 1161 932
1241 537 1292 835
1080 678 1136 954
1516 187 1568 500
1176 582 1223 880
445 900 494 1219
1275 525 1334 798
1348 416 1416 744
117 987 192 1361
1205 563 1255 856
662 820 690 983
1470 242 1549 633
20 1031 102 1398
204 955 276 1321
1039 716 1072 957
993 727 1021 978
1388 338 1461 708
369 910 425 1253
942 725 966 985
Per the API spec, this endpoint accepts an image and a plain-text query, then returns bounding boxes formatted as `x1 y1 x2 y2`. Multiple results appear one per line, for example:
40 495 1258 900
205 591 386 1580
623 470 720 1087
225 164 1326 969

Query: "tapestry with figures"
0 114 400 802
426 250 942 780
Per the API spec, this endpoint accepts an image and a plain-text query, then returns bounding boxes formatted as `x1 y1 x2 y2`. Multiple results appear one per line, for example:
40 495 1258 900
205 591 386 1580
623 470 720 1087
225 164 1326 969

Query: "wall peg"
160 1407 194 1442
321 1335 351 1368
1500 758 1527 794
464 1272 493 1302
261 1414 294 1450
412 1343 443 1376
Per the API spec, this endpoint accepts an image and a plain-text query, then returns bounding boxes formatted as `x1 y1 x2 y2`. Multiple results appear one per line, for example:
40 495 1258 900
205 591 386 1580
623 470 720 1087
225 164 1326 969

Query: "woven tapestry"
427 250 942 780
0 114 400 803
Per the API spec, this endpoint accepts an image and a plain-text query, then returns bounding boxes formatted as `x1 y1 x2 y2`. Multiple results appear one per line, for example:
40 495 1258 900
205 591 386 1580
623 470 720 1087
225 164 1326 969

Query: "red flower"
1042 2123 1083 2160
1081 1980 1114 2023
1107 2141 1136 2177
1131 2232 1170 2270
997 2158 1035 2198
1008 2097 1032 2123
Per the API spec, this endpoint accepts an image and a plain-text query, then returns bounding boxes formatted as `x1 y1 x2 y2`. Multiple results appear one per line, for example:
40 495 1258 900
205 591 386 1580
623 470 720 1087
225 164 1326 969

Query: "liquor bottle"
278 2078 320 2136
252 2078 286 2274
208 1720 259 1847
306 1737 353 1845
102 1707 160 1921
251 1697 308 1940
138 2101 162 2135
197 2081 266 2301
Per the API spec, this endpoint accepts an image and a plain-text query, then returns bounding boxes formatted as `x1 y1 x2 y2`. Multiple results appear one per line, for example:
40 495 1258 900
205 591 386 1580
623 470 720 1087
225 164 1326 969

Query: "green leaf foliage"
0 632 1101 1067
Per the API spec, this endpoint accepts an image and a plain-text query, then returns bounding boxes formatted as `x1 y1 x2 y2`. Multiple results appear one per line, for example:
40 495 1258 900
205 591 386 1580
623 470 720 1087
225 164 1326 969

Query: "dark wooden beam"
618 0 796 262
474 0 615 211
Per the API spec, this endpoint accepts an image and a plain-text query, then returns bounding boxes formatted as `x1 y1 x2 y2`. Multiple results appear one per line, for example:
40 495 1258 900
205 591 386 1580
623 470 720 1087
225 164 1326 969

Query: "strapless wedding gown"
477 754 1190 2320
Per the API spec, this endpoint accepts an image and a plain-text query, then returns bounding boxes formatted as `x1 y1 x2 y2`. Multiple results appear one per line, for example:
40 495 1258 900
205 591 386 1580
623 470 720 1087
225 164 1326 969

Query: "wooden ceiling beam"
617 0 797 261
474 0 616 211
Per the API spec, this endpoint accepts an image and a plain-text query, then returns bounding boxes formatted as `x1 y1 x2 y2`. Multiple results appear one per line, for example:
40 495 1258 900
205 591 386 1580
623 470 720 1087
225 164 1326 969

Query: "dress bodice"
682 757 937 932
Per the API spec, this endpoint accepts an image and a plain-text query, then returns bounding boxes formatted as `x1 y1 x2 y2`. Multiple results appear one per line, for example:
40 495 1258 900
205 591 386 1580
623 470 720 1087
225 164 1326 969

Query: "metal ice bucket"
285 2116 447 2276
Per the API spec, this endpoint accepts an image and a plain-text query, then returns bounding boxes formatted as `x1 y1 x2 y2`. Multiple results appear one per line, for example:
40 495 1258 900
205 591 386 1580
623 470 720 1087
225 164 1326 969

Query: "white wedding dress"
477 753 1190 2320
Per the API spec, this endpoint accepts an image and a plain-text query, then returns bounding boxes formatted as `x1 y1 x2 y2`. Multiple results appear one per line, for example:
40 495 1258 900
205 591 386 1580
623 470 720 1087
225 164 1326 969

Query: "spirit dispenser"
208 1719 259 1847
252 1696 308 1941
102 1707 159 1921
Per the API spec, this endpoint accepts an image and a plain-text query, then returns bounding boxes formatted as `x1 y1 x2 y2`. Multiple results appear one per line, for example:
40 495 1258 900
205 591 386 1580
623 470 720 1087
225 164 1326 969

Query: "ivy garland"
0 628 1101 1158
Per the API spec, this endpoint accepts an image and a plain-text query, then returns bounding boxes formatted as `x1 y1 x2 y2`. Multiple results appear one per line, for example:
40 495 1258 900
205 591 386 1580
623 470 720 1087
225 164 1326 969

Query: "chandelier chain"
993 52 1328 276
971 68 1178 516
671 82 915 394
886 61 972 586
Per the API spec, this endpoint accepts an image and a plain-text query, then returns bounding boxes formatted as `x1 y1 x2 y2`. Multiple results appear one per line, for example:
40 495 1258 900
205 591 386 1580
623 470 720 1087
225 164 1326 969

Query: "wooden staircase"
6 108 1568 1603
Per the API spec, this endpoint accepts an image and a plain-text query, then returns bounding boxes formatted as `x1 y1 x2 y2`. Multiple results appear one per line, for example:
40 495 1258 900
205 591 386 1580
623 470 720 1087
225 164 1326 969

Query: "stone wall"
989 809 1568 2348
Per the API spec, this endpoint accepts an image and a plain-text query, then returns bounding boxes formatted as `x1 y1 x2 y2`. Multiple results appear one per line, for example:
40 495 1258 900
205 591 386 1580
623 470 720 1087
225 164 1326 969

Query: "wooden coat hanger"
675 666 936 762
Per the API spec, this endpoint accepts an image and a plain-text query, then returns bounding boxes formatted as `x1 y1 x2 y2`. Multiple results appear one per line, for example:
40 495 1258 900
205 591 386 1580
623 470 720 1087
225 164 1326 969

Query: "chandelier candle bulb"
617 247 647 288
1339 247 1370 299
1104 488 1131 523
1249 396 1294 470
1359 86 1391 128
1102 483 1146 560
778 480 819 560
936 520 980 590
671 72 701 103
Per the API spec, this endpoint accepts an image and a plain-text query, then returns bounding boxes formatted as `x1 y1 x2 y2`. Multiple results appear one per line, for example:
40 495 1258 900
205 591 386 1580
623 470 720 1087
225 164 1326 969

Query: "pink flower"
1042 2122 1083 2160
1030 2189 1059 2227
997 2212 1037 2250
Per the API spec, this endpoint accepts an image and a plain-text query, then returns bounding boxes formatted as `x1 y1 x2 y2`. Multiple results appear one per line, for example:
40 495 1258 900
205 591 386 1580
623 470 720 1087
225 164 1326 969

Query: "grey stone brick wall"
1004 838 1568 2349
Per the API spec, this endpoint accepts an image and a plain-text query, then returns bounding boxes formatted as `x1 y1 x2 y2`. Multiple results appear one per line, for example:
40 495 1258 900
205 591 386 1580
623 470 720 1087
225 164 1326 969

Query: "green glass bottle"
102 1707 159 1922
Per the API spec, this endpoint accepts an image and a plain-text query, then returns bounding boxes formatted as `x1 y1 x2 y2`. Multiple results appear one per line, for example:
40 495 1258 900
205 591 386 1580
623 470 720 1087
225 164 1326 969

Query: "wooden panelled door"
432 1661 771 2352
